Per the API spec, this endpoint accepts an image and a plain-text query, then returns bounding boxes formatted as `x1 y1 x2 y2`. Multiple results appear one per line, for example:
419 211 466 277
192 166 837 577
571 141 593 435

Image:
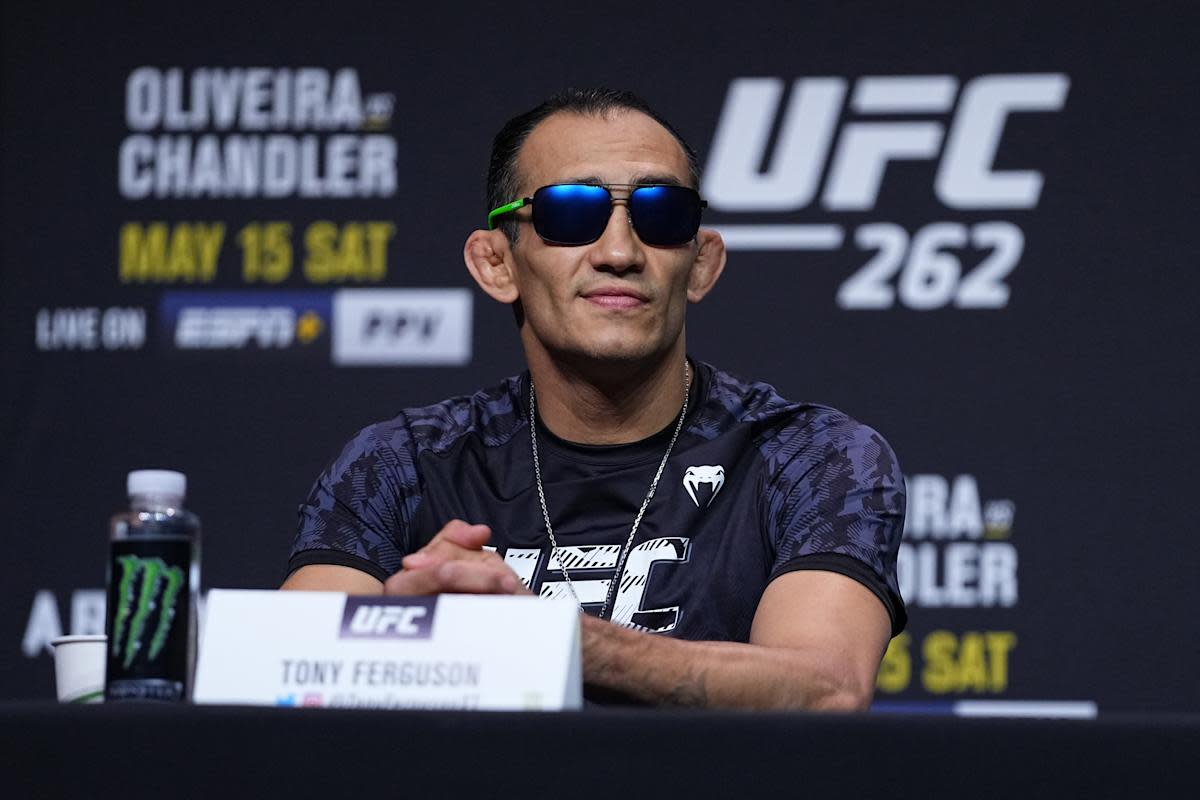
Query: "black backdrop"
2 1 1196 712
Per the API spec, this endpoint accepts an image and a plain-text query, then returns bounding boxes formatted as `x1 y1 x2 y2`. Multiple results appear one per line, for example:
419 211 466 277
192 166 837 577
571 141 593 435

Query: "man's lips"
581 288 649 308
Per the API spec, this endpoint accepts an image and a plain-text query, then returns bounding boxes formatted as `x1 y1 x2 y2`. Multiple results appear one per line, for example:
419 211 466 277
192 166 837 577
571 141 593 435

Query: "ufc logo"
342 599 434 639
498 537 691 634
703 74 1070 212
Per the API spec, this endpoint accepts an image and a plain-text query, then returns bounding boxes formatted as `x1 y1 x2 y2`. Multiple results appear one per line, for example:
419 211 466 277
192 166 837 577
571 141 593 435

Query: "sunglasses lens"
630 186 702 246
532 184 612 245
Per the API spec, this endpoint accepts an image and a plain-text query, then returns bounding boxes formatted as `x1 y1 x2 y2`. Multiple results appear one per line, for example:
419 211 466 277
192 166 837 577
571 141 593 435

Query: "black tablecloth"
3 704 1197 798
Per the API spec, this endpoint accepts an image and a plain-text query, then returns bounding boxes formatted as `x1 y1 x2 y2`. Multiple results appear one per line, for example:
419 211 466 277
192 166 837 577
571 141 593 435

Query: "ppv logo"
340 597 436 639
332 289 472 366
703 74 1070 310
110 556 184 667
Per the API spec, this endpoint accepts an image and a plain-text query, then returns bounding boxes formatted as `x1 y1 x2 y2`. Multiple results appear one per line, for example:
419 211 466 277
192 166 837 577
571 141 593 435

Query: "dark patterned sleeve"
286 421 416 583
764 417 907 635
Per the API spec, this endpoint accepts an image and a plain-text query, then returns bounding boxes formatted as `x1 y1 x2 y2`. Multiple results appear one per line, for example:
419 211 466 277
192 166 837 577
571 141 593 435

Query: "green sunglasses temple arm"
487 198 530 230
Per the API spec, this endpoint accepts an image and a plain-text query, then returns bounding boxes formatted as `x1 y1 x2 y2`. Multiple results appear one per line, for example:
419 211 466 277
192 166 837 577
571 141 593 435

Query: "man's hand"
289 519 887 710
383 519 531 596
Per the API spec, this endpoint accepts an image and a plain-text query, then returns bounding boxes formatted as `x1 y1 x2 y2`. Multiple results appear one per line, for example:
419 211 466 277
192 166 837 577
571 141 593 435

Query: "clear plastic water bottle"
104 470 201 702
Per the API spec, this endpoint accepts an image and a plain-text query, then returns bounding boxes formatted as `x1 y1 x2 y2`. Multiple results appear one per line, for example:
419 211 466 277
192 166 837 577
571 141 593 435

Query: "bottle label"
105 539 191 701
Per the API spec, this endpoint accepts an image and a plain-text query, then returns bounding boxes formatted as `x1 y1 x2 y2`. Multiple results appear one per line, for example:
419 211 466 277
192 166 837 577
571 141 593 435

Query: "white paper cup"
50 634 107 703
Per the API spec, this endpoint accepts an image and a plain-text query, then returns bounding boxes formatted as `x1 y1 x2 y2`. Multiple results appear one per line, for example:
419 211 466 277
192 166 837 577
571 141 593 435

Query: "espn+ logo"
703 74 1070 310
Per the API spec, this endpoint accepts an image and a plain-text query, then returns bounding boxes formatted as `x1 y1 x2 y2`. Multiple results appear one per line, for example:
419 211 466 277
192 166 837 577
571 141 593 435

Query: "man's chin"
526 317 679 367
559 337 669 366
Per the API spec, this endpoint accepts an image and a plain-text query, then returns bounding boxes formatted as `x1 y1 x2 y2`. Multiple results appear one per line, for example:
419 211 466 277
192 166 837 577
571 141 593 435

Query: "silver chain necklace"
529 360 691 621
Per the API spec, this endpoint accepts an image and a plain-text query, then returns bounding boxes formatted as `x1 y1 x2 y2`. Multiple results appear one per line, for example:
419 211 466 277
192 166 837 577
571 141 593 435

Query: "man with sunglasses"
284 89 905 710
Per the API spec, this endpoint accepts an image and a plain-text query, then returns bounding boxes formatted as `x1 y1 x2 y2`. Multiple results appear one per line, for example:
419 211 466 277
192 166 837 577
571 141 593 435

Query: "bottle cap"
127 470 187 501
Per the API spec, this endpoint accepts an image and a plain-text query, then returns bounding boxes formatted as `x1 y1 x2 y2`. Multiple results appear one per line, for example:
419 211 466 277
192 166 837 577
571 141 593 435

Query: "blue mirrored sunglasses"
488 183 707 246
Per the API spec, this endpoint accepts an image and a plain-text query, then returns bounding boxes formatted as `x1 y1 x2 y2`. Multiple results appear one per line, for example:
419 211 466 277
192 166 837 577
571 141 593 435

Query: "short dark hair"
485 87 701 242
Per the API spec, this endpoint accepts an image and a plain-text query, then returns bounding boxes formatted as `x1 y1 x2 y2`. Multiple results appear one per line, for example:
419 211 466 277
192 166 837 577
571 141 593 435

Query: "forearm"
581 615 873 711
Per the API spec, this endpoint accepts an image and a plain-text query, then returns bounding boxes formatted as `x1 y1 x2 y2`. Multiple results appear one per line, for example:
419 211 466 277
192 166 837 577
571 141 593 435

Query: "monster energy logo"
110 555 184 668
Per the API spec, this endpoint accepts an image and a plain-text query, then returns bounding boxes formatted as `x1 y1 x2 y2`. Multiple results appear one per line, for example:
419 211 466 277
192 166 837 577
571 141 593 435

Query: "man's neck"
526 347 691 445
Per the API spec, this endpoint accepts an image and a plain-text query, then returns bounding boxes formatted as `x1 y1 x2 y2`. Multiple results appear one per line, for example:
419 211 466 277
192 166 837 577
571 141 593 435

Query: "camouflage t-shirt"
289 360 907 640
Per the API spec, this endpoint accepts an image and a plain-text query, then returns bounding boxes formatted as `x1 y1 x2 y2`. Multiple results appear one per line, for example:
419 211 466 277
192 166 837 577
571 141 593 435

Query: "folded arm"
581 569 891 710
280 563 383 593
282 522 892 711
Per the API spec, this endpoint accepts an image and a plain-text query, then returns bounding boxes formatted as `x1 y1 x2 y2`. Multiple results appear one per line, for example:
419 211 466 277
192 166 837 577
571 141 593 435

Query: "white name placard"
194 590 581 711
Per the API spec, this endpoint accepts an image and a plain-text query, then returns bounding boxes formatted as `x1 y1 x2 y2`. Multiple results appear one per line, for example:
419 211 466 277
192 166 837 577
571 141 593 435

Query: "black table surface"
2 703 1198 798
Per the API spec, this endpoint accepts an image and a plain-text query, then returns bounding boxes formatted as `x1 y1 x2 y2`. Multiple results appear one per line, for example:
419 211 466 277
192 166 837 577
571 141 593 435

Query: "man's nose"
587 198 644 272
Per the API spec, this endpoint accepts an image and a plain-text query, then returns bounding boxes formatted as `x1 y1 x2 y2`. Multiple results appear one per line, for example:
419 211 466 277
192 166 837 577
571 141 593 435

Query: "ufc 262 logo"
704 74 1070 310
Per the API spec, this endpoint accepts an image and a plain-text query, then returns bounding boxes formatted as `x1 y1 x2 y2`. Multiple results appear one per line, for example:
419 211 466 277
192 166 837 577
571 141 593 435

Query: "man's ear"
464 229 520 304
687 228 727 303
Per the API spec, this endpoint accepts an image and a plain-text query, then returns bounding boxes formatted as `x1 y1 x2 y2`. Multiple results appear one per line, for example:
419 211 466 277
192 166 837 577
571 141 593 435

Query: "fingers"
388 518 530 597
403 520 496 568
384 560 530 597
402 539 500 570
401 519 493 570
432 561 524 594
383 567 437 596
439 520 492 549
